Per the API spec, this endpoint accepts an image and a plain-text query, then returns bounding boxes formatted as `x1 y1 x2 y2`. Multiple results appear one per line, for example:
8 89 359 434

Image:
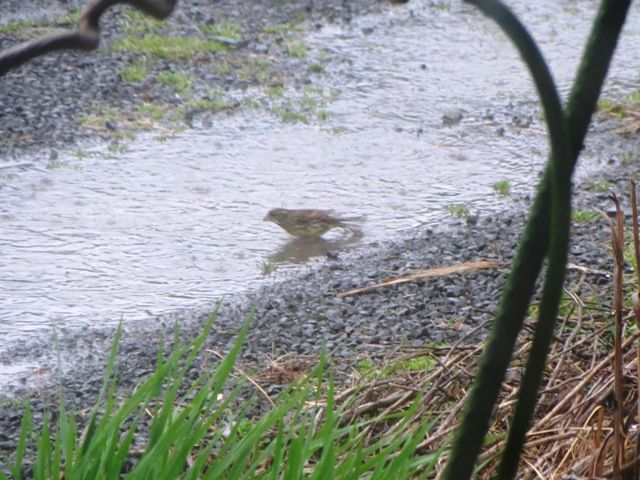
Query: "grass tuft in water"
446 204 470 218
492 179 511 197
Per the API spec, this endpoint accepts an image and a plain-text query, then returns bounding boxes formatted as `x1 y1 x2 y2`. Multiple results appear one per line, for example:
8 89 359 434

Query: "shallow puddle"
2 0 640 380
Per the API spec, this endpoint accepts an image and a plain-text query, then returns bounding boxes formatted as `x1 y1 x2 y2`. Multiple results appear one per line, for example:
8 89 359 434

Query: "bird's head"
264 208 287 224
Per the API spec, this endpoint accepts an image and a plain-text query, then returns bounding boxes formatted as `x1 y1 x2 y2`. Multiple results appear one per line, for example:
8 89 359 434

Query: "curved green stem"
498 1 631 477
443 3 569 477
443 0 631 478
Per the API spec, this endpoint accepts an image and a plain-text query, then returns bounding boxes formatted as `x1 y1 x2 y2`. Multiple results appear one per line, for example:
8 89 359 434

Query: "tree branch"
0 0 178 77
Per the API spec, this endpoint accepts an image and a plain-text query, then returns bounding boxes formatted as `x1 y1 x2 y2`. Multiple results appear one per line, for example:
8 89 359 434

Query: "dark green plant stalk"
443 2 570 475
444 1 631 478
498 2 631 478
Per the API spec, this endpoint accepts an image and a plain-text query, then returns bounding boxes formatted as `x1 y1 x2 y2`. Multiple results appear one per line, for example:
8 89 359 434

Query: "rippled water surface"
2 1 640 360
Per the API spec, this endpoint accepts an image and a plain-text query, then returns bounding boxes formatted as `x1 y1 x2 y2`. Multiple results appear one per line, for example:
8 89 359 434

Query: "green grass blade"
109 414 141 475
147 307 220 452
10 401 32 480
77 324 122 461
34 411 51 480
284 434 304 480
131 307 247 478
58 402 76 479
311 377 336 480
269 420 286 480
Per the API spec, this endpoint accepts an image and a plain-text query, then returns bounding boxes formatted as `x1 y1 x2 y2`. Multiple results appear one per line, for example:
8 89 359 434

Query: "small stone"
466 214 479 226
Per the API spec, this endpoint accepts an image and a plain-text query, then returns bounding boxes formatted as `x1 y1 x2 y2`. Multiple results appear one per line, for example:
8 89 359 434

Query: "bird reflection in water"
267 229 363 264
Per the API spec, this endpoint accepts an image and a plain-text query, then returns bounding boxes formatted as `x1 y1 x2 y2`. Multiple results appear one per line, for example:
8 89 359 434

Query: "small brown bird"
264 208 363 238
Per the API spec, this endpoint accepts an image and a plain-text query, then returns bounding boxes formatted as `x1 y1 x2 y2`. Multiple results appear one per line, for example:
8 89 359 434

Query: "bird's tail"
335 215 366 223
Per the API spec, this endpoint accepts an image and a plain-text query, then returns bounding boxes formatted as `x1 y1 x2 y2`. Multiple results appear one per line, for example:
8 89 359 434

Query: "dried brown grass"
251 267 635 478
325 299 639 478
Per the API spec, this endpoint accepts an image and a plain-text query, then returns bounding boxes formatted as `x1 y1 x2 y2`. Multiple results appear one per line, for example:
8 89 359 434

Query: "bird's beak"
263 213 272 221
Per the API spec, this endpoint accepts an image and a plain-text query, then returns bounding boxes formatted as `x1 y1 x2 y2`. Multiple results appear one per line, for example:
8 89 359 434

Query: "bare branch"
0 0 178 77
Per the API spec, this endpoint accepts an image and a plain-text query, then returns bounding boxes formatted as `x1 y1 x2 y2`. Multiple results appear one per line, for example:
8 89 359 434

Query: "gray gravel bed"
0 0 382 161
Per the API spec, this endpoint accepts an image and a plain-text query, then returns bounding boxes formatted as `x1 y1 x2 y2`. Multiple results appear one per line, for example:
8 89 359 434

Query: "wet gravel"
0 0 638 472
0 0 384 160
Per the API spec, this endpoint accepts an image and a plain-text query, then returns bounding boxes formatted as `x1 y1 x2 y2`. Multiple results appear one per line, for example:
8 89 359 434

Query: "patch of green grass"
621 151 638 165
0 18 42 33
356 358 376 373
624 233 638 277
61 6 83 25
531 296 576 319
317 110 331 121
213 56 272 85
557 296 577 317
286 40 307 58
113 34 229 59
272 107 309 123
213 60 232 77
155 132 176 143
121 9 164 34
356 355 436 379
241 97 262 109
433 0 452 10
157 71 192 93
492 179 511 196
236 57 273 84
267 85 285 97
137 101 169 121
78 100 181 137
260 260 278 276
597 98 625 118
298 94 323 110
309 63 325 73
572 208 599 224
597 91 640 120
186 97 239 114
263 22 300 36
587 180 613 193
77 103 122 130
202 22 243 40
120 63 148 83
107 142 129 154
269 90 333 124
446 204 470 218
563 5 581 15
387 355 436 374
46 159 67 169
354 358 385 379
